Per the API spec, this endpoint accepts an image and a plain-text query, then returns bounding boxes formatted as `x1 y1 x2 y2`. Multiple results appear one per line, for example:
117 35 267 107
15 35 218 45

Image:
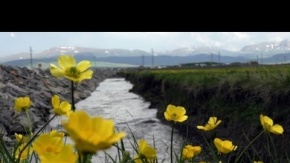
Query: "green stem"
78 151 82 163
71 81 75 111
82 153 88 163
170 123 174 163
234 130 264 163
201 132 218 161
0 137 14 162
17 115 57 163
268 134 277 161
25 110 32 135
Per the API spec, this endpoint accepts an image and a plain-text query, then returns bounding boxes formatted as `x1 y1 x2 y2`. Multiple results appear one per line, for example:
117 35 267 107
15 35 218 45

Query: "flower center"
172 113 178 118
67 67 80 78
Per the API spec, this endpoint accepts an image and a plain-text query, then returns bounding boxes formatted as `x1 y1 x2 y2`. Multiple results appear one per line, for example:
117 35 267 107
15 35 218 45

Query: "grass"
120 65 290 162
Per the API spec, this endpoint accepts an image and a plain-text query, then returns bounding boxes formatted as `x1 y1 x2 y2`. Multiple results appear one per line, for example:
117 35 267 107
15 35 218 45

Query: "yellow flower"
14 96 31 112
164 104 188 123
134 139 157 163
15 133 33 143
38 145 77 163
214 138 237 154
51 95 72 116
197 117 222 131
49 130 65 138
62 110 126 153
50 54 93 82
260 114 284 135
254 161 264 163
182 145 201 160
15 143 33 160
33 133 64 155
33 132 77 163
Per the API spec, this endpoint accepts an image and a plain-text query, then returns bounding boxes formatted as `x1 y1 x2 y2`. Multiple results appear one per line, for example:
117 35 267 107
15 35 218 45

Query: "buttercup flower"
33 133 64 155
164 104 188 123
50 54 93 82
254 161 264 163
62 110 126 153
14 96 31 112
15 133 33 143
33 132 77 163
51 95 72 116
214 138 237 154
134 139 157 163
15 143 33 161
260 114 284 135
49 129 65 138
38 145 77 163
197 117 222 131
182 145 201 160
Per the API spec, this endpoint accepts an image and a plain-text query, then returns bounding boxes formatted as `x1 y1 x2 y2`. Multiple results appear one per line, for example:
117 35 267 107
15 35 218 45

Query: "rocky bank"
0 65 119 145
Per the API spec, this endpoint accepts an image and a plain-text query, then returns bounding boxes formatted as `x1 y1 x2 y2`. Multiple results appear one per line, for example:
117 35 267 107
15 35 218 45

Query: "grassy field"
121 65 290 162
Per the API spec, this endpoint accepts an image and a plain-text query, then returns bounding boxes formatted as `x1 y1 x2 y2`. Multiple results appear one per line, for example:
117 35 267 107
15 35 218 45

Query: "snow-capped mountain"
239 39 290 57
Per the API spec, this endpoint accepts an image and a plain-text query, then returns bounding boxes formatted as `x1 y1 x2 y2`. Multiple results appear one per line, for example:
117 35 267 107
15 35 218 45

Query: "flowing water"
50 78 183 163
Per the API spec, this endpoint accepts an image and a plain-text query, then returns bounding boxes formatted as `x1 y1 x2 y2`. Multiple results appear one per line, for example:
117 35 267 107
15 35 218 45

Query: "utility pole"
260 51 263 65
93 56 96 67
141 54 144 67
218 51 221 64
30 47 33 68
151 49 154 68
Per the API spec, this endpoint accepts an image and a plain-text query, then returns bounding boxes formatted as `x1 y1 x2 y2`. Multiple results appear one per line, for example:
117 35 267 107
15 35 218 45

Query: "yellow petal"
50 64 65 77
78 70 93 81
59 101 71 112
176 106 186 116
270 124 284 135
176 115 188 122
166 104 175 115
58 55 76 70
260 114 273 127
208 117 217 125
51 95 60 109
164 112 171 121
77 60 91 72
197 126 206 130
216 120 222 126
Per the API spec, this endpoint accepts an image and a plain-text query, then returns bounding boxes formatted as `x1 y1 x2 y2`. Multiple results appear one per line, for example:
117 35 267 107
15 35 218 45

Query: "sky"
0 32 290 57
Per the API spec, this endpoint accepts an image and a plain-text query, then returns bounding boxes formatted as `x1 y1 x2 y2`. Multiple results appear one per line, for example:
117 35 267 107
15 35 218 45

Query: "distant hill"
3 39 290 67
0 47 152 63
2 53 251 68
239 39 290 58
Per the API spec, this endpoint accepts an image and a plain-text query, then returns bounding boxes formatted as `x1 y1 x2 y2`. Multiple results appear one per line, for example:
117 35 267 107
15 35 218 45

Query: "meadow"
120 65 290 162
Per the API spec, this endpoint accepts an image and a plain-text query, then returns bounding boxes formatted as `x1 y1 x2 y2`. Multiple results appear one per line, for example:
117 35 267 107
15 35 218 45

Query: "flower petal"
197 126 206 130
51 95 60 109
176 106 186 117
50 64 65 77
176 115 188 122
270 124 284 135
77 61 91 72
58 55 76 70
78 70 93 81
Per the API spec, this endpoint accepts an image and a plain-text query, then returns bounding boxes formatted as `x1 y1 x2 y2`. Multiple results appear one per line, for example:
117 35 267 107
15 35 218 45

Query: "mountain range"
2 39 290 67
